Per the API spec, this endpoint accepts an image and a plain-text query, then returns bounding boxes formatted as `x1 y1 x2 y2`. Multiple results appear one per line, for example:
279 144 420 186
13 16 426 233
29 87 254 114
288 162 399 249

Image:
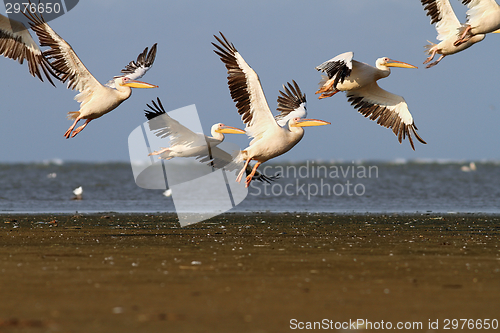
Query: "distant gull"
46 172 57 179
72 186 83 200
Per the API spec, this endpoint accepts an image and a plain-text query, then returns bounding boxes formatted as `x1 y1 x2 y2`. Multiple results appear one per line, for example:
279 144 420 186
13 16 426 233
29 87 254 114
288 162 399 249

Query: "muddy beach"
1 213 499 332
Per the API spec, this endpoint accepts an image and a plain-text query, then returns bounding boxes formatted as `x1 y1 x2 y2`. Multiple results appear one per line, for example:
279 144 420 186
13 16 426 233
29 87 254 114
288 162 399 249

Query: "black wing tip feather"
212 32 237 54
347 96 426 150
144 97 166 120
277 80 306 113
420 0 441 25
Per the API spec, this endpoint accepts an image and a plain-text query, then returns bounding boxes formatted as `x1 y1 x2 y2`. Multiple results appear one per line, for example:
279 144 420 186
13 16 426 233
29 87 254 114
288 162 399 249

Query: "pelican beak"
216 125 246 134
122 79 158 88
385 59 418 69
492 29 500 33
291 118 331 127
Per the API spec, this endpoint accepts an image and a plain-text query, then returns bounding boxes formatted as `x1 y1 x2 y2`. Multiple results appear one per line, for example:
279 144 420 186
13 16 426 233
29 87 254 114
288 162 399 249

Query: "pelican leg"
423 49 437 64
236 158 252 183
64 118 81 139
426 54 445 68
70 119 92 138
149 148 170 156
315 78 336 94
318 90 339 99
454 25 472 46
245 162 261 188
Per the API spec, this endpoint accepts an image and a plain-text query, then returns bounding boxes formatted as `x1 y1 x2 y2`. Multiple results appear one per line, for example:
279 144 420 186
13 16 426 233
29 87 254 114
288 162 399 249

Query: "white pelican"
213 33 330 187
25 11 158 138
461 161 477 172
315 52 426 150
0 13 57 84
421 0 486 68
145 97 277 183
455 0 500 46
145 97 246 159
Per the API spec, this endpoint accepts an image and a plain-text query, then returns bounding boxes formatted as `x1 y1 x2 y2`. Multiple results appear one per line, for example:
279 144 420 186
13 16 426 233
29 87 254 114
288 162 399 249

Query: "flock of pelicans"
1 0 499 187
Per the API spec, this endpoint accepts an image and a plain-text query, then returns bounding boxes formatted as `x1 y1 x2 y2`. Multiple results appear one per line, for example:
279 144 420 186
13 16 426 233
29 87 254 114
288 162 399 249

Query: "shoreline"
1 212 499 332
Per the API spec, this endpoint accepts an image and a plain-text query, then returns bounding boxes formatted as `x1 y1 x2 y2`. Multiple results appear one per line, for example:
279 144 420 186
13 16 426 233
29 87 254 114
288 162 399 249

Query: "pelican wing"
106 43 157 88
461 0 495 7
462 0 499 26
212 32 279 142
346 82 426 150
275 80 307 126
145 98 205 148
315 51 353 89
25 10 101 94
0 14 56 85
421 0 462 40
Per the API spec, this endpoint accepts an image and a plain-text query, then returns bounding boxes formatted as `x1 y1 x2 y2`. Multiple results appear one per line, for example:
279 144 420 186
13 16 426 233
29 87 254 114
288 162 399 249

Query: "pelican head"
289 118 331 128
377 57 418 69
118 77 158 89
212 123 246 134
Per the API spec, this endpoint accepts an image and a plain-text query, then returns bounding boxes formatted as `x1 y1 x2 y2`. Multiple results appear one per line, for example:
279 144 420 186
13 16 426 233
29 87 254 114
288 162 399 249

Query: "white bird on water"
461 162 477 172
72 186 83 200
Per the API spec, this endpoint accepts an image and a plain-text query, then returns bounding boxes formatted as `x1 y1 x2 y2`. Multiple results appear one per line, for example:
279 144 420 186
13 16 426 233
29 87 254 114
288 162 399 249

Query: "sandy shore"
1 212 499 332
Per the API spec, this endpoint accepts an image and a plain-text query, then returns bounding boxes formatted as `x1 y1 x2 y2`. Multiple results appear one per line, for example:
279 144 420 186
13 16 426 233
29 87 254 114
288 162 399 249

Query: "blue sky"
1 0 499 163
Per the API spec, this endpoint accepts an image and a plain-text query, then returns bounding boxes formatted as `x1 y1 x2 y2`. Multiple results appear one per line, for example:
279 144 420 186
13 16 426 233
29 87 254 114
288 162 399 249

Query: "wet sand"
1 213 499 332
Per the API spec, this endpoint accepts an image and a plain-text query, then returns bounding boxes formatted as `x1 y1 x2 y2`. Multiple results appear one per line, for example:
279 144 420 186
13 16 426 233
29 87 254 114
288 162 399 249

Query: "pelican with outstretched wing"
315 52 426 150
0 13 57 84
421 0 486 68
144 98 277 183
213 32 330 187
25 11 158 138
455 0 500 46
145 97 246 159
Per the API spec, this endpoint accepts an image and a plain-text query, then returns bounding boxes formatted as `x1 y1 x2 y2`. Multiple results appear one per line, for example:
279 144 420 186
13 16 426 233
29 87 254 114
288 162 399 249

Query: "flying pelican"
145 97 246 159
24 11 158 138
144 97 277 183
0 13 57 84
421 0 486 68
212 32 330 187
455 0 500 46
315 52 426 150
